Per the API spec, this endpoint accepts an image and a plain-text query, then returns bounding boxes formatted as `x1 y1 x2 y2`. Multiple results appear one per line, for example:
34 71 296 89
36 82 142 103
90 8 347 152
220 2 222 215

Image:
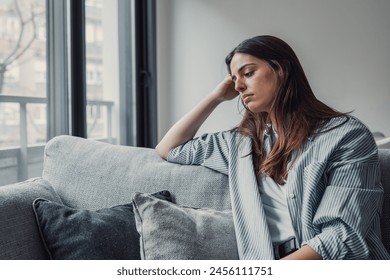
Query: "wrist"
209 88 232 104
207 91 226 105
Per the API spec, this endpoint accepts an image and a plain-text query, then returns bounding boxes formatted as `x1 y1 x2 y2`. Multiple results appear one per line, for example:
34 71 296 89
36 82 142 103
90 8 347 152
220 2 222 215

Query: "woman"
156 35 389 260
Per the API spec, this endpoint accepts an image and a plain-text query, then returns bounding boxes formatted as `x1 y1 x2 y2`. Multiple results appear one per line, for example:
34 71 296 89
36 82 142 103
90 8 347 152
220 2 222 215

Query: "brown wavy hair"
225 35 347 184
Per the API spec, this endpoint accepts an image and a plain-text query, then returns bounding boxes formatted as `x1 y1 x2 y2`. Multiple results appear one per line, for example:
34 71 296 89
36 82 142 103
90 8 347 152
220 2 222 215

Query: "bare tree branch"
0 0 43 93
7 50 39 71
3 0 26 64
3 0 38 64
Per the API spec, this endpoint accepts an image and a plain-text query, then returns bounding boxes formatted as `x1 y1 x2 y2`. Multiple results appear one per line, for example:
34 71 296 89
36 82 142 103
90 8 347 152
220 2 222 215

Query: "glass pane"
0 102 20 148
0 0 46 186
27 103 47 145
85 0 120 144
0 0 46 97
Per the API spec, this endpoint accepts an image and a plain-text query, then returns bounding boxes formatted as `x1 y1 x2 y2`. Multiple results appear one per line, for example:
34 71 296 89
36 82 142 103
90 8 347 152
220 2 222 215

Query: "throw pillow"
32 190 172 260
132 192 239 260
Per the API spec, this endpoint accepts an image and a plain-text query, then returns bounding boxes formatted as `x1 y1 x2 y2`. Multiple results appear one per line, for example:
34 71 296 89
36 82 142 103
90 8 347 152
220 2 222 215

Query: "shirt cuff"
302 230 347 260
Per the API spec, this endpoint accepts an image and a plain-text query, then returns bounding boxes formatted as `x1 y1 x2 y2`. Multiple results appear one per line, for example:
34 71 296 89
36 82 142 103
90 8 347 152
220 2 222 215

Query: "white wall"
157 0 390 140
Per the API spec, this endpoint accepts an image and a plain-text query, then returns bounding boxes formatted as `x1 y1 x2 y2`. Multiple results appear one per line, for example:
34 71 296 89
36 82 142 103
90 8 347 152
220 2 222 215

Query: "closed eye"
244 71 254 78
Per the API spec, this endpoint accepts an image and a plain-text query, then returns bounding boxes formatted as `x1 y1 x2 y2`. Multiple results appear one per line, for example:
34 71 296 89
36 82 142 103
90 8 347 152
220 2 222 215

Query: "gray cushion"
0 178 62 260
32 190 172 260
132 192 239 260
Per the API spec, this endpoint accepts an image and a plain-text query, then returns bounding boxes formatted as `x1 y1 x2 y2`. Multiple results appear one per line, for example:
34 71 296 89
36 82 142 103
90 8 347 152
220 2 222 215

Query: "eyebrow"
231 63 256 80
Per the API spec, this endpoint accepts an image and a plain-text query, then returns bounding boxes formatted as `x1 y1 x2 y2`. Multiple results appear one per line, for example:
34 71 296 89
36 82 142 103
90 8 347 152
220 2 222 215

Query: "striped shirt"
168 116 390 259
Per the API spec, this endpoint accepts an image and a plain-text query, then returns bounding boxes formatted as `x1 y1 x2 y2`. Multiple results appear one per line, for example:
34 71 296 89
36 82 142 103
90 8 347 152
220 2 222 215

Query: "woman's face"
230 53 280 114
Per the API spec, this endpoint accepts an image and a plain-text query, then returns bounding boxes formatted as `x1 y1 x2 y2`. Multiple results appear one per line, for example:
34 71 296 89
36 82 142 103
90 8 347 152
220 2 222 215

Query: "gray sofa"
0 135 389 259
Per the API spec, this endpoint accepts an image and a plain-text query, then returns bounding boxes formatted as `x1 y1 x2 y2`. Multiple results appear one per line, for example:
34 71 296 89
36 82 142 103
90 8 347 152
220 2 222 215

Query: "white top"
259 176 295 243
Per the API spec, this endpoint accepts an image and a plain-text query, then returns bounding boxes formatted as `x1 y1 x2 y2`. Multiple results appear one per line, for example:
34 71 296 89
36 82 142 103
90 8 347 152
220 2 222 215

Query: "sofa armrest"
379 149 390 254
0 178 62 260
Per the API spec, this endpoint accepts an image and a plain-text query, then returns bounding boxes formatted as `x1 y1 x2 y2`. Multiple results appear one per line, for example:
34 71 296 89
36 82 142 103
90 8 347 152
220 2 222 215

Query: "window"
0 0 157 187
85 0 117 143
0 0 47 186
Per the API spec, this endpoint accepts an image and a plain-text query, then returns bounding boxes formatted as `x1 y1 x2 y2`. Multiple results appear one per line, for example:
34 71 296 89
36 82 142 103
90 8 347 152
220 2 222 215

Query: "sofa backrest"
42 135 231 210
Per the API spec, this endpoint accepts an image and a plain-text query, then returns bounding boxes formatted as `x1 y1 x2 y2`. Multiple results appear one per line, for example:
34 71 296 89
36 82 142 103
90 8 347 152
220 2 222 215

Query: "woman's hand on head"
211 75 239 102
156 75 235 159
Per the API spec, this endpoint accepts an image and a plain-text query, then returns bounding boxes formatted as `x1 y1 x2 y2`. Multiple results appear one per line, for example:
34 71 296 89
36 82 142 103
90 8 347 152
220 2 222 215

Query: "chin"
246 103 261 113
246 105 268 114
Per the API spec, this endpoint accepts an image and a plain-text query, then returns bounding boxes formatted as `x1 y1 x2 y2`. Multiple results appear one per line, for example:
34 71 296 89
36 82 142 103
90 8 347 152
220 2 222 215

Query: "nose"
234 78 246 93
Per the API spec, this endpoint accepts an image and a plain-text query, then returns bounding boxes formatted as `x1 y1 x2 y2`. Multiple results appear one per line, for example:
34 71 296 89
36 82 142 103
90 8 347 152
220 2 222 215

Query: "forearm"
281 245 322 260
155 93 223 159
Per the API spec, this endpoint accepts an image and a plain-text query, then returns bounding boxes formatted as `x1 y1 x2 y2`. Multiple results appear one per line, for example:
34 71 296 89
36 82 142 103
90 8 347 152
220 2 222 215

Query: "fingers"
225 73 233 81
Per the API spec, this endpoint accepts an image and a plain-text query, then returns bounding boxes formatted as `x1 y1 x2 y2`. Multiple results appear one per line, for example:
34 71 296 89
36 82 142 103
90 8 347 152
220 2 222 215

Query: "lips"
242 93 254 104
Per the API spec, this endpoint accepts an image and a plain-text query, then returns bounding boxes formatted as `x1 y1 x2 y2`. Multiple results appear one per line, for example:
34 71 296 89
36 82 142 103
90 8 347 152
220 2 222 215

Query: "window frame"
47 0 157 147
46 0 70 139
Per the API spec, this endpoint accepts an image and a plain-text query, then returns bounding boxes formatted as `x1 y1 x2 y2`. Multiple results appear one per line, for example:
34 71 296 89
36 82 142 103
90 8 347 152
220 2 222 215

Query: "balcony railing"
0 95 114 186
